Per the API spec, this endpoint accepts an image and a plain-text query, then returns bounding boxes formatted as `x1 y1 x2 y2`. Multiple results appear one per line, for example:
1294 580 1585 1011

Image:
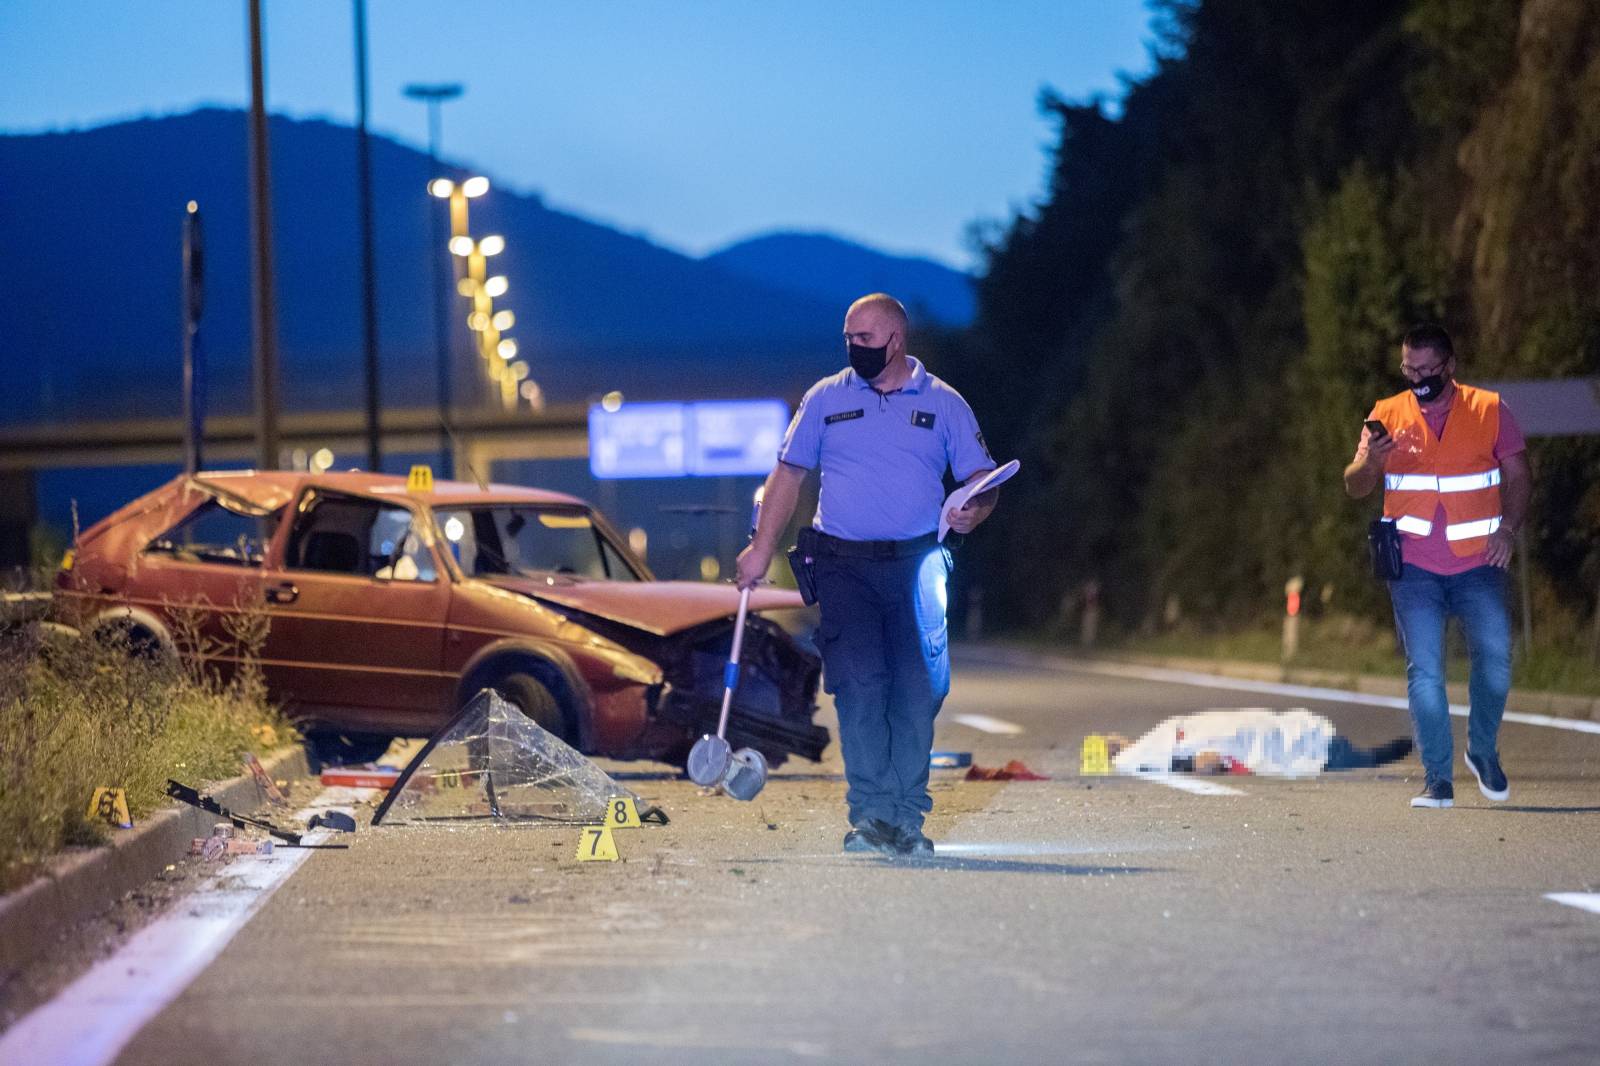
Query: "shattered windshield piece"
373 690 662 825
432 506 640 582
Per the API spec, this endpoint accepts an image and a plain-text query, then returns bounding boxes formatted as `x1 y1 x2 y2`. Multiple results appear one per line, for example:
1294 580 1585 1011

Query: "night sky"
0 1 1155 269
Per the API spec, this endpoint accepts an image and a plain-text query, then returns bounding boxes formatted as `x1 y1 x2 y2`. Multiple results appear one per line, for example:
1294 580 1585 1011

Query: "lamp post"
248 0 280 470
403 82 463 471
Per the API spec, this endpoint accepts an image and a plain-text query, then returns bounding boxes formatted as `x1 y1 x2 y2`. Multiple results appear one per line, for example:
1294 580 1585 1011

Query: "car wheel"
488 671 570 742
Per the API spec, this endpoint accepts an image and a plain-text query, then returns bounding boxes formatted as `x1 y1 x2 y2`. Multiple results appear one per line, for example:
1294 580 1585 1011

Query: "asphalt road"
50 649 1600 1063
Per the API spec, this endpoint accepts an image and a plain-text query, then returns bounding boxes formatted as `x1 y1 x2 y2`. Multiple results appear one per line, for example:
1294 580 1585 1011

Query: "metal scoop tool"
686 583 770 800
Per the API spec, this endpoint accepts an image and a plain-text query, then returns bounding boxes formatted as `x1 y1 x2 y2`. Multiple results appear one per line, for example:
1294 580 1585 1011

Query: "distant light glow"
462 175 490 198
444 516 466 542
485 275 508 297
185 200 198 214
468 311 490 331
427 178 454 198
478 234 505 256
520 381 545 408
497 338 518 359
510 360 529 380
628 527 648 557
699 555 720 581
601 390 624 412
447 235 474 256
492 309 515 330
310 447 334 473
456 278 477 297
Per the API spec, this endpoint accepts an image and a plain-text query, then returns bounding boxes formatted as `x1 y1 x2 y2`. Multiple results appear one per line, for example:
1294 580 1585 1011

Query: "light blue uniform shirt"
779 356 994 541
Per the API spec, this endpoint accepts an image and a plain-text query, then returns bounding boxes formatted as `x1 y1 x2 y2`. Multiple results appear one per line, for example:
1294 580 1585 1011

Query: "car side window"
286 493 436 582
145 499 277 567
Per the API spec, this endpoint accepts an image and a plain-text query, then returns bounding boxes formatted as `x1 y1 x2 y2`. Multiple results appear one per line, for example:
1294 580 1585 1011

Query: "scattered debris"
164 779 302 846
243 753 291 807
307 810 356 833
964 760 1051 782
319 765 402 789
930 751 972 769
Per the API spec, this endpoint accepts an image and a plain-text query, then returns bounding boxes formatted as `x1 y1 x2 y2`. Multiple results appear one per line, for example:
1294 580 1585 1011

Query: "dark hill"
0 109 847 424
704 231 974 327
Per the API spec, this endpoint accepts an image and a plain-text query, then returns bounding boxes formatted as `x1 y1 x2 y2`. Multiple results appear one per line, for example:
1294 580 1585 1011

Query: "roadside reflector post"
1282 574 1304 663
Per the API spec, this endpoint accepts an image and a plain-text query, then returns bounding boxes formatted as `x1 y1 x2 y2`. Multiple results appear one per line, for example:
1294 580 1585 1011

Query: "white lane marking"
0 786 369 1066
975 650 1600 736
1130 771 1246 796
952 713 1025 735
934 841 1167 857
1545 892 1600 915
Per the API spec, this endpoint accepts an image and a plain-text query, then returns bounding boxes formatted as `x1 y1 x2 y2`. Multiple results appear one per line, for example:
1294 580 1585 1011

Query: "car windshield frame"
430 503 644 583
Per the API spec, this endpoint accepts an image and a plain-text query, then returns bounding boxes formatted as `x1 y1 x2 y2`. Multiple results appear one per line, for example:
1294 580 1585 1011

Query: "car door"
129 495 280 678
261 488 452 732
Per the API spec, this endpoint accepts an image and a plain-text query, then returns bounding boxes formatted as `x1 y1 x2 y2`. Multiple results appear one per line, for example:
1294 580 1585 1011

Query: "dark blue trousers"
814 547 952 830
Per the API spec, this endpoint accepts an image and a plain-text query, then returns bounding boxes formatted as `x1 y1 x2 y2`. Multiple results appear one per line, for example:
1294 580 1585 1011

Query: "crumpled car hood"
483 576 805 637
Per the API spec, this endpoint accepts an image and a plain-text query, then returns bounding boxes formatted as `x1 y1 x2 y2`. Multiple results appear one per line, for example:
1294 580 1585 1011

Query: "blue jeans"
814 547 952 831
1387 564 1512 780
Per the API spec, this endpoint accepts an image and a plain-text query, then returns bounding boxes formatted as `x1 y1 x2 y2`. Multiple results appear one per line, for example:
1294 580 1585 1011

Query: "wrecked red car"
53 471 826 768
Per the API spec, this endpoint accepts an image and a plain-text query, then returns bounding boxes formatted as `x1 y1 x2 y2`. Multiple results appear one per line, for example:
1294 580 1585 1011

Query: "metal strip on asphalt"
973 649 1600 736
1545 892 1600 916
0 786 370 1066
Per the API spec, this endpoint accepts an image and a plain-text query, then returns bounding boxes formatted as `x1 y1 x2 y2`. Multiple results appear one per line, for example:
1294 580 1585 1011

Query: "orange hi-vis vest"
1371 383 1502 556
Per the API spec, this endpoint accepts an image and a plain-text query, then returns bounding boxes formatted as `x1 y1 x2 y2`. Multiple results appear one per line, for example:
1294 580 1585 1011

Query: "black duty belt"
809 530 939 560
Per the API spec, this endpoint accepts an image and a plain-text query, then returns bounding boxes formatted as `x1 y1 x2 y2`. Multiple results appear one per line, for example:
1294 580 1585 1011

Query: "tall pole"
181 201 206 474
354 0 381 472
404 83 463 474
247 0 280 470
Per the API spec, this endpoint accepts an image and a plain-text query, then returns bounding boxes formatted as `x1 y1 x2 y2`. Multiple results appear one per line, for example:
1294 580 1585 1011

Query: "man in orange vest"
1344 324 1532 809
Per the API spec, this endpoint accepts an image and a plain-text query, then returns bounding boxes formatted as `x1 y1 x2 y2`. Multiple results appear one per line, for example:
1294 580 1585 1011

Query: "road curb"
0 746 308 984
961 643 1600 723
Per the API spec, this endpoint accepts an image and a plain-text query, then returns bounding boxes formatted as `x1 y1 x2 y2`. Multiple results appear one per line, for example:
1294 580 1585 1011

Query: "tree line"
937 0 1600 642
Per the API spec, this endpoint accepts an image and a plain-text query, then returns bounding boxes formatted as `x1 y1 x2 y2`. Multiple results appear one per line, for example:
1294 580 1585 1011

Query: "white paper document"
939 459 1020 542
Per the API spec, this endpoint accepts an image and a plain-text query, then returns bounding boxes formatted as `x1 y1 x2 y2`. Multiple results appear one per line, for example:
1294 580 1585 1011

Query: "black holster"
787 528 819 605
1368 518 1403 581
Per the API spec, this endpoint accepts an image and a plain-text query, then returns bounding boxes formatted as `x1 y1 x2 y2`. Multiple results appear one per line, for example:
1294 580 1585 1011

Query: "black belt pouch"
1368 519 1403 581
788 528 819 605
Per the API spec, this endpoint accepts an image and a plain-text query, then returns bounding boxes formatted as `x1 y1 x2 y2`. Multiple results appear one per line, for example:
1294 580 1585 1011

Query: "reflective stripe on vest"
1384 469 1500 494
1446 517 1500 542
1394 515 1433 537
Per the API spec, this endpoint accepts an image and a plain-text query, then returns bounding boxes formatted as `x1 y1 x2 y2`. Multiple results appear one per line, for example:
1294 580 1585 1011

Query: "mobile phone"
1363 419 1388 439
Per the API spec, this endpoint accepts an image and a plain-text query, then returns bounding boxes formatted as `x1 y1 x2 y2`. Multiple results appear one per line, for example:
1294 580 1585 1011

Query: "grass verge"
0 620 291 895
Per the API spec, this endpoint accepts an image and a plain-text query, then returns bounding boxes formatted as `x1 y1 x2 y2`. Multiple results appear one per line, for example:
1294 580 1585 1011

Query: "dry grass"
0 604 290 894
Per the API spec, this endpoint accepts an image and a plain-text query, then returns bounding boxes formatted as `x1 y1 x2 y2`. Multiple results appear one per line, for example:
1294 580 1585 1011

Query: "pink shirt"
1365 394 1525 575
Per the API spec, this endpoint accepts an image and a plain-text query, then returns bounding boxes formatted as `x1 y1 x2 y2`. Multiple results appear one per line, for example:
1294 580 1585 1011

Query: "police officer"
735 293 999 857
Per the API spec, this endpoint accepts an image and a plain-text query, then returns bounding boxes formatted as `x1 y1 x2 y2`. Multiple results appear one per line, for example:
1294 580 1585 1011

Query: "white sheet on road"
0 787 367 1066
1112 708 1332 778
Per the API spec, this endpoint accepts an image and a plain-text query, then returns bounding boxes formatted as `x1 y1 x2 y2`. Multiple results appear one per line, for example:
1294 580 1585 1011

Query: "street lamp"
402 82 463 472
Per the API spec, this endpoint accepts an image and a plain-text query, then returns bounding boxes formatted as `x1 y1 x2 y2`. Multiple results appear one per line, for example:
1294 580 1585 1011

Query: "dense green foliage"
950 0 1600 642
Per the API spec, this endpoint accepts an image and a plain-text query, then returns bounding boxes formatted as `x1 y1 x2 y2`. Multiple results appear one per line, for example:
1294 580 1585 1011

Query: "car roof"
194 470 589 511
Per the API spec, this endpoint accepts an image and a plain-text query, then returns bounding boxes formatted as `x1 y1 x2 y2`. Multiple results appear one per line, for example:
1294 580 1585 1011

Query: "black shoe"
1464 750 1509 801
1410 777 1454 809
1371 738 1414 767
843 818 898 855
900 827 935 859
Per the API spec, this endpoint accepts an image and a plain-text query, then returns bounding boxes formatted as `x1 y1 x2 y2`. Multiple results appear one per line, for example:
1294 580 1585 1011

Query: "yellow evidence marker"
575 826 620 862
1080 734 1111 776
407 464 434 494
87 787 133 829
602 796 642 830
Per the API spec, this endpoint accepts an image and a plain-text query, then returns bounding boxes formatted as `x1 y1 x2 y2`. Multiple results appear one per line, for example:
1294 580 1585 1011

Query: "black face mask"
1410 373 1448 403
848 331 894 382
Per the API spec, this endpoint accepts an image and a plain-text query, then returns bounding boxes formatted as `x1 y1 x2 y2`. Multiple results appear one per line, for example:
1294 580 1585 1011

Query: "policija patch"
912 410 936 430
825 408 865 425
